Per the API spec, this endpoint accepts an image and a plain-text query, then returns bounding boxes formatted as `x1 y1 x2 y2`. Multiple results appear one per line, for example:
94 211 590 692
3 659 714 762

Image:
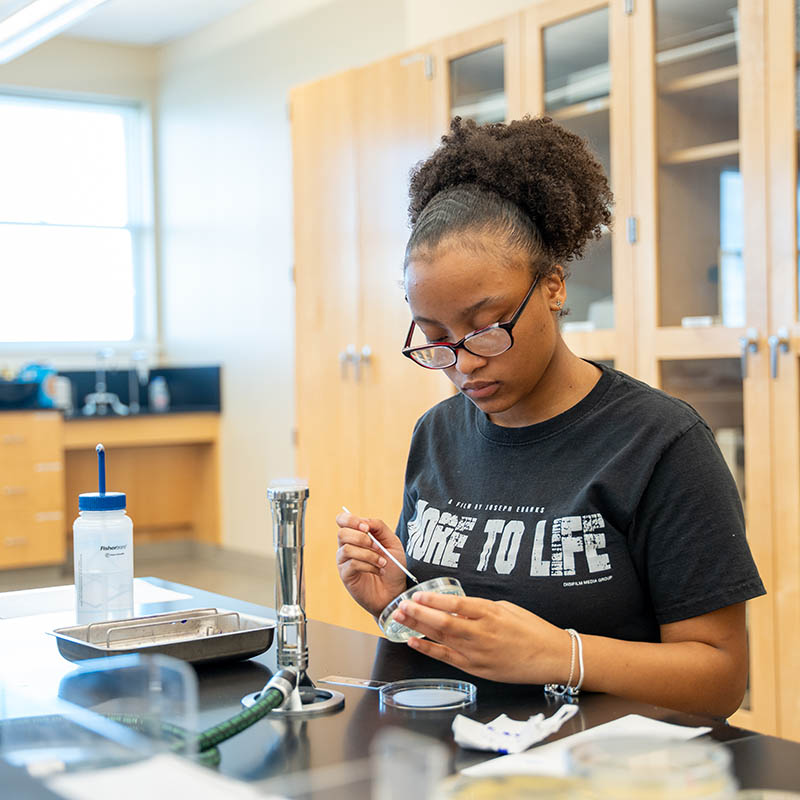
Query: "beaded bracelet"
544 628 584 698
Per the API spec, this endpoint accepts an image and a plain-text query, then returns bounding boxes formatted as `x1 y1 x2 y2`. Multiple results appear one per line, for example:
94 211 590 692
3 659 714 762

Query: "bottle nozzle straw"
96 443 106 495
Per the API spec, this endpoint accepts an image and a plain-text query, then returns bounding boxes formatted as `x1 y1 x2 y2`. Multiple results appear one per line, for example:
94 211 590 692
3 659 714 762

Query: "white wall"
0 35 158 98
405 0 538 48
157 0 540 557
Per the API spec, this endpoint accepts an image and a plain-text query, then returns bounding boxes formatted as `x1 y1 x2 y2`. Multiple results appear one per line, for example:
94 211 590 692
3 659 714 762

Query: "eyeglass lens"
409 326 513 368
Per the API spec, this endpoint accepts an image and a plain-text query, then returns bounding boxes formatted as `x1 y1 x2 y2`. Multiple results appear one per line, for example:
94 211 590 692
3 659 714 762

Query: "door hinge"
400 52 435 81
624 0 634 15
291 428 298 447
626 215 638 244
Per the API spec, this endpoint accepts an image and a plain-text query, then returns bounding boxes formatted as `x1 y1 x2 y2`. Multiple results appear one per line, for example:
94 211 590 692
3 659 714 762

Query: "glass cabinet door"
544 7 613 334
449 44 506 124
523 0 632 372
655 0 741 328
631 0 774 735
434 16 522 132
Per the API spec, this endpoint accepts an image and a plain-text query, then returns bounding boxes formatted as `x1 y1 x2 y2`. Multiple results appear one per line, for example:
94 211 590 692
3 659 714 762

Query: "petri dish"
378 577 465 642
568 736 738 799
435 774 580 800
379 678 476 711
737 794 800 799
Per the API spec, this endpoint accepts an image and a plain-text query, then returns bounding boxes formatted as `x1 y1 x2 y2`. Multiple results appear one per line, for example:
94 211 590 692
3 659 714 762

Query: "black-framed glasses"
402 275 541 369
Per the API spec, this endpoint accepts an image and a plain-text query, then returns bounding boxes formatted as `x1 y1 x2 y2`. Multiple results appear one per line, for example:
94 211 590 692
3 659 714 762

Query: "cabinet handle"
357 345 372 381
34 462 63 473
1 434 25 445
339 344 358 379
2 486 27 496
768 328 791 379
739 328 759 379
338 344 373 380
4 536 28 547
35 511 63 522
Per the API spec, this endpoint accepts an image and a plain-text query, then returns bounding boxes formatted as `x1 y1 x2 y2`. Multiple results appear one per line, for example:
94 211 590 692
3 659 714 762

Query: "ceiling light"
0 0 109 65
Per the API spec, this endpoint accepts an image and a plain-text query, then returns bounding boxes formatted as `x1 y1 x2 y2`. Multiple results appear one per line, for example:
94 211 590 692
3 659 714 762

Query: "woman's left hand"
393 592 571 684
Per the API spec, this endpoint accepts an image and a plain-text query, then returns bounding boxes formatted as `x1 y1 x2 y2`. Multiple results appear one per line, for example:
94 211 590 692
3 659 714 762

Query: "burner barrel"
268 481 309 676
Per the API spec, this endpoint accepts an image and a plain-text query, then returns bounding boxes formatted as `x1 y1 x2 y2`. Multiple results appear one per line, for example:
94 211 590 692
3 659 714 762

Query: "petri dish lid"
378 577 465 642
379 678 476 711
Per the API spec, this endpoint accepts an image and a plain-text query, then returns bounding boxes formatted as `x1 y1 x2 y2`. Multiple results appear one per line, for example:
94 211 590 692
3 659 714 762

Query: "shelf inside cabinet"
660 64 738 95
561 328 615 362
550 96 610 122
451 91 505 123
661 139 739 166
656 30 737 68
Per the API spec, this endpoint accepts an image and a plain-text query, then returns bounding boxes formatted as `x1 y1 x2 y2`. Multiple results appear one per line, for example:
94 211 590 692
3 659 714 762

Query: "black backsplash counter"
61 365 221 417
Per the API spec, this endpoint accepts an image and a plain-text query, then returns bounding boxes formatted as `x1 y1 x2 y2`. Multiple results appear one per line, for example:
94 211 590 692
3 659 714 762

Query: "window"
0 93 153 345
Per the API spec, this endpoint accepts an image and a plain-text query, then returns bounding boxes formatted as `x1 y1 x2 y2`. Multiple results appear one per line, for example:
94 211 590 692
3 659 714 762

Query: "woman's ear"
543 267 566 312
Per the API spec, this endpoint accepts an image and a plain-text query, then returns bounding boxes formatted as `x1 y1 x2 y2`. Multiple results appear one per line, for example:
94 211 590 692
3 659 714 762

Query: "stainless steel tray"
51 607 275 664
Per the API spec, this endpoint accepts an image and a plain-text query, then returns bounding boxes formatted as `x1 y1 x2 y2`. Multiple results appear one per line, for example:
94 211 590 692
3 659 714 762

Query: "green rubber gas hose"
193 686 285 753
1 668 298 770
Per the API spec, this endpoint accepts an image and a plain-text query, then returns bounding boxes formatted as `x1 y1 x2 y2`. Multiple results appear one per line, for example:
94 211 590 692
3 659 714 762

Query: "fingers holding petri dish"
378 577 465 642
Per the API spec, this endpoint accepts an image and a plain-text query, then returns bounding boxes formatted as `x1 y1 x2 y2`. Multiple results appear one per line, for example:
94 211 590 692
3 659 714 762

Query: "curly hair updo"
405 116 613 278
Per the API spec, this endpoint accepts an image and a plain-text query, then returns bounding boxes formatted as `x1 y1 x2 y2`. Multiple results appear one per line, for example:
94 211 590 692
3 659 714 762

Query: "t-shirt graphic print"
397 364 765 645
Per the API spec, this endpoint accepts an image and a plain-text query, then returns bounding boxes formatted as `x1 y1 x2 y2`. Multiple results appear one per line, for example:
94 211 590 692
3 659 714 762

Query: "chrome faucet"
128 350 149 414
82 348 129 416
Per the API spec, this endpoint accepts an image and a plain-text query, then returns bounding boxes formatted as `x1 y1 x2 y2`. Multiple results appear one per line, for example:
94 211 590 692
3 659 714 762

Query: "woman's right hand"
335 512 409 617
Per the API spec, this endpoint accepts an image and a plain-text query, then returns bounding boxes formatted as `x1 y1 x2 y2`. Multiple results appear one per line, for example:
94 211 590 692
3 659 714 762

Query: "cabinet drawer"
0 513 65 568
0 470 64 514
0 412 62 472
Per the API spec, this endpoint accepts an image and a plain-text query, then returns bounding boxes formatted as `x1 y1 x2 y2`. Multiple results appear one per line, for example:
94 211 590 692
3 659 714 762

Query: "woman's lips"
462 381 499 399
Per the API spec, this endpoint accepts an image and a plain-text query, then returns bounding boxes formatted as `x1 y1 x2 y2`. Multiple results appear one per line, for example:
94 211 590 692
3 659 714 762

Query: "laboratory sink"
60 365 221 417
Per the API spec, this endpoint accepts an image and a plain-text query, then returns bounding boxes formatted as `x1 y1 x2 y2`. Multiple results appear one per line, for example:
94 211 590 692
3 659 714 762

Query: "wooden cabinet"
625 0 774 737
0 412 65 569
63 414 221 547
291 53 450 636
520 0 779 737
0 412 220 576
431 15 523 131
291 0 800 737
522 0 636 372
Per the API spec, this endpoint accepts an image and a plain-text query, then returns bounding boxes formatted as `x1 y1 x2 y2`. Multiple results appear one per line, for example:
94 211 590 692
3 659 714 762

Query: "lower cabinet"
0 412 65 570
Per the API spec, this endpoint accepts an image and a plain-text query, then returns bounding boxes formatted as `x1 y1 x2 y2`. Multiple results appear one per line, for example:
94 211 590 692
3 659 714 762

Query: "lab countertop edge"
63 412 220 449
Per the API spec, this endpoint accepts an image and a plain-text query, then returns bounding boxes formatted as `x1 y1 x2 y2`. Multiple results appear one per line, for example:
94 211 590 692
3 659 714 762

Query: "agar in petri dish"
435 774 580 799
378 577 465 642
379 678 477 711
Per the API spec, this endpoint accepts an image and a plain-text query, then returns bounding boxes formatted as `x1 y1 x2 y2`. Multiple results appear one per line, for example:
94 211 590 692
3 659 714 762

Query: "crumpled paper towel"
452 704 579 754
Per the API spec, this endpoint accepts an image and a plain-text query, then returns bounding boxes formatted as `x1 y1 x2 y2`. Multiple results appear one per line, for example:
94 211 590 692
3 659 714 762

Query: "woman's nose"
454 347 487 375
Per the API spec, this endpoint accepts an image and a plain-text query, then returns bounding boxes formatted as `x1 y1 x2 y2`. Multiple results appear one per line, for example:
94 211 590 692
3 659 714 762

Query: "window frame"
0 89 158 355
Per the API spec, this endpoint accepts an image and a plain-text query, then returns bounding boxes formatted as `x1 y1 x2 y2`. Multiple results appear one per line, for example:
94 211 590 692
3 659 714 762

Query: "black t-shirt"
397 363 765 643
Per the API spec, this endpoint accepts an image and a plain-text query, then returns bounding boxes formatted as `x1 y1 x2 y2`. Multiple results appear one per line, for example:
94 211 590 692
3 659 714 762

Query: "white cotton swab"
342 506 418 584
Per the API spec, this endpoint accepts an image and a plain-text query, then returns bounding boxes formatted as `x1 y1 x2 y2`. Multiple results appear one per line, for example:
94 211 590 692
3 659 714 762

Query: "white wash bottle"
73 444 134 623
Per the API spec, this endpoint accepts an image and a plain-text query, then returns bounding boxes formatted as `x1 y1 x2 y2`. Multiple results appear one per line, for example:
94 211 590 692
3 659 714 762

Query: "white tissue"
452 704 579 754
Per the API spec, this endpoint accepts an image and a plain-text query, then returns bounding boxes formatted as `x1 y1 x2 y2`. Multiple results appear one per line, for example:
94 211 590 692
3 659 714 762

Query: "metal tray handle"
104 611 242 647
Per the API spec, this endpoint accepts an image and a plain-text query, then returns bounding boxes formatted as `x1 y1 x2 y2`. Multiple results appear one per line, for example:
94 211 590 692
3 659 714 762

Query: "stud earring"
555 299 563 309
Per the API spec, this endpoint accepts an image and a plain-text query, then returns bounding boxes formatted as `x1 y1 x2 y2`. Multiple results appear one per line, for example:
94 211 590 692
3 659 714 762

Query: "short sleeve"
395 486 416 547
630 421 765 625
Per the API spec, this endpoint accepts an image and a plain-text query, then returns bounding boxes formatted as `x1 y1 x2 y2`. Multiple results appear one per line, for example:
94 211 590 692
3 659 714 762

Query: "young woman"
335 116 764 717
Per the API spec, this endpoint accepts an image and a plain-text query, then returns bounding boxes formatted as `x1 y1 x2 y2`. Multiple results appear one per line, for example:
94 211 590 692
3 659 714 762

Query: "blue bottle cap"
79 491 126 511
